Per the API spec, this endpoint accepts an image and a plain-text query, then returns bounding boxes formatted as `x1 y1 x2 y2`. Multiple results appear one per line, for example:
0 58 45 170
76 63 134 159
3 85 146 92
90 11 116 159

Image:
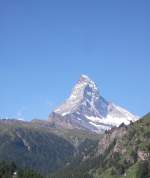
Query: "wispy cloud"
16 107 26 120
47 101 53 109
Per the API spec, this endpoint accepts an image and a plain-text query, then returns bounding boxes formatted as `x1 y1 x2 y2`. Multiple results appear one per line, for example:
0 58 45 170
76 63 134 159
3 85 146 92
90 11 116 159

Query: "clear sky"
0 0 150 120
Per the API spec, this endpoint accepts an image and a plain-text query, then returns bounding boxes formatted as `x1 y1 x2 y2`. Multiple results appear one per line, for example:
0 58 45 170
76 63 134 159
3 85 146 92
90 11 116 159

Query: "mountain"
49 75 138 133
0 105 148 177
0 114 149 178
0 119 75 174
0 74 147 177
0 119 100 175
50 113 150 178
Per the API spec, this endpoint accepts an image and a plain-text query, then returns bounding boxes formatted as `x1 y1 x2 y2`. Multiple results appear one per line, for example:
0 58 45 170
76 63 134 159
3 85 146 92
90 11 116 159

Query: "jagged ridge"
49 75 138 133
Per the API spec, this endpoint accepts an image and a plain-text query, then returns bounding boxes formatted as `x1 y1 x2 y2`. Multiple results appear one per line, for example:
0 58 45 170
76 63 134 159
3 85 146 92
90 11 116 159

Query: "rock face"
97 126 128 155
48 75 138 133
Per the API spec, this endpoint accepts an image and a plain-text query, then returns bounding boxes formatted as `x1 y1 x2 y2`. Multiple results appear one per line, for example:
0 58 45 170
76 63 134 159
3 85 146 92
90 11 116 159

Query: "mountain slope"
49 75 138 133
0 119 75 175
50 113 150 178
94 113 150 178
0 113 148 177
0 119 100 175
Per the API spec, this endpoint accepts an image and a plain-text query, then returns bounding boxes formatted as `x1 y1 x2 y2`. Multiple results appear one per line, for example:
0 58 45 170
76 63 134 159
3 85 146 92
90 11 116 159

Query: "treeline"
0 161 44 178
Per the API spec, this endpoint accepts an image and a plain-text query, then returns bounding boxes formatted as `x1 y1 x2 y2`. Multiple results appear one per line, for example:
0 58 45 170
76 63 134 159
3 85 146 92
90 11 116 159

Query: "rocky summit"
48 75 138 133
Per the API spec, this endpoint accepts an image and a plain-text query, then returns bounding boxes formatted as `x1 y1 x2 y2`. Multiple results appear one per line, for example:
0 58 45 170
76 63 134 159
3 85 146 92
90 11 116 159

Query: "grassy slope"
49 113 150 178
94 113 150 178
0 119 100 175
0 121 75 174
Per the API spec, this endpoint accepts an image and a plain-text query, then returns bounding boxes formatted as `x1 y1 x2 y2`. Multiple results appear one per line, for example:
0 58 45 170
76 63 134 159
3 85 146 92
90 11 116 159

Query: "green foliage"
0 123 75 174
0 114 150 178
129 149 137 162
0 161 16 178
136 160 150 178
50 113 150 178
0 119 100 175
50 155 104 178
17 169 44 178
0 160 45 178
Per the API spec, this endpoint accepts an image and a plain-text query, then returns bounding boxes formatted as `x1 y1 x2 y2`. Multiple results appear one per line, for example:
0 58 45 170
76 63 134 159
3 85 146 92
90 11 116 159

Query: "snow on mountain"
49 75 138 133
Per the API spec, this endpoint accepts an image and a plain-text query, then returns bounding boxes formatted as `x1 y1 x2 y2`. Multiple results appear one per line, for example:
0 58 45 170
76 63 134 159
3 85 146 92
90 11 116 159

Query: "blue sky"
0 0 150 120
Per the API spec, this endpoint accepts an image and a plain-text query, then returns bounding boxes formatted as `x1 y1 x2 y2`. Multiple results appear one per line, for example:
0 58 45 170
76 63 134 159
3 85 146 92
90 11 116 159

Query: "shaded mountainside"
0 119 100 175
0 113 149 177
50 113 150 178
0 160 44 178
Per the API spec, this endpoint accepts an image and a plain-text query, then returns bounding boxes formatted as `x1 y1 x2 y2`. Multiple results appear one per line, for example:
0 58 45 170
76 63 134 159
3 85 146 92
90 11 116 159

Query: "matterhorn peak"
80 74 90 80
69 74 99 101
54 75 101 116
76 74 97 90
49 75 138 133
79 74 92 82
